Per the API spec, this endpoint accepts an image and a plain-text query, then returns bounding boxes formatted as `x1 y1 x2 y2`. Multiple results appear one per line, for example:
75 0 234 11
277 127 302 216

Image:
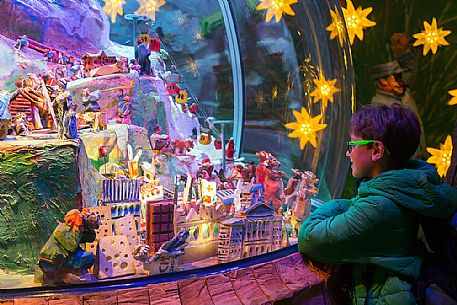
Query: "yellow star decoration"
272 85 278 101
186 57 200 78
342 0 376 45
135 0 166 21
448 89 457 106
309 72 340 108
103 0 126 23
327 7 346 46
413 18 451 55
426 135 453 177
256 90 266 109
284 108 327 149
256 0 298 23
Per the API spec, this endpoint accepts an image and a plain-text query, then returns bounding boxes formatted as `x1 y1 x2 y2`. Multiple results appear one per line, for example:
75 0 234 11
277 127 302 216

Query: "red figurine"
149 38 161 52
189 103 197 115
225 137 235 160
166 83 180 96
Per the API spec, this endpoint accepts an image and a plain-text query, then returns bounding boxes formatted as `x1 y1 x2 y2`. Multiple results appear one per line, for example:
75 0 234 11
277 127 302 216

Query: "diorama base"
0 252 332 305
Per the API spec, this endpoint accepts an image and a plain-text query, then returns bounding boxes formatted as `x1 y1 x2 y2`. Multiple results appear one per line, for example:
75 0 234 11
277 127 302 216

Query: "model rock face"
0 0 110 55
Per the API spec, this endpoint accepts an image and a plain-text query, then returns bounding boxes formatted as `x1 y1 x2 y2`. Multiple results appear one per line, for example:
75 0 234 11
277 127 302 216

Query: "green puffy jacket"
299 160 457 305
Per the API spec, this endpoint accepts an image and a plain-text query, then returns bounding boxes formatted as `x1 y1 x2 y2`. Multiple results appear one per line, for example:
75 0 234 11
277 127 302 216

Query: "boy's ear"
371 141 386 161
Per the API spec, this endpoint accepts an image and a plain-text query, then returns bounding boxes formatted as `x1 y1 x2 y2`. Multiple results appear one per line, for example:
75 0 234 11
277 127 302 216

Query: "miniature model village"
0 34 320 286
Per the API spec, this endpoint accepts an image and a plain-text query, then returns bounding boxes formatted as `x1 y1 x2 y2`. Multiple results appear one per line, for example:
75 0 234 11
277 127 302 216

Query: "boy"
299 103 457 305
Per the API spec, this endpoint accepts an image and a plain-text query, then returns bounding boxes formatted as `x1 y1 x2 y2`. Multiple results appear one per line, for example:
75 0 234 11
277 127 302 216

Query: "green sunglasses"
346 139 390 154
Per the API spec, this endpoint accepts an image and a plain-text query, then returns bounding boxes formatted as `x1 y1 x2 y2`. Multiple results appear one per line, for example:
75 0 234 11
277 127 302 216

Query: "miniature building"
85 205 114 256
217 202 282 263
9 94 33 126
239 183 253 211
9 88 50 129
271 217 283 251
81 51 118 77
95 235 135 279
146 199 175 254
101 177 141 203
218 218 244 263
113 214 139 254
100 177 141 220
216 189 235 205
175 204 224 263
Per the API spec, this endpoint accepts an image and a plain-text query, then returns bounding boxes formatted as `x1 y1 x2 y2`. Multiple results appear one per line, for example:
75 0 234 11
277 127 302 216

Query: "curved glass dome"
0 0 354 290
130 0 355 199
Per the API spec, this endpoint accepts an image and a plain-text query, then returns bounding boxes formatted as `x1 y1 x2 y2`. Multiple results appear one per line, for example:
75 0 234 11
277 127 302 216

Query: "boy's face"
346 134 376 178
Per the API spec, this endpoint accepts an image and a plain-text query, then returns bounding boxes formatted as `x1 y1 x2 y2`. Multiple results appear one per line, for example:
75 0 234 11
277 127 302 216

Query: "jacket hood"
359 160 457 218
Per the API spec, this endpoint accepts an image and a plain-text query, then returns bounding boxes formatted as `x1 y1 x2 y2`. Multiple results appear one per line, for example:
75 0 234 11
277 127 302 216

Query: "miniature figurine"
225 137 235 160
137 39 151 75
286 170 318 237
214 139 222 150
149 48 163 77
82 88 102 113
254 151 284 210
149 37 161 52
217 168 227 183
149 124 170 153
293 171 318 220
70 60 85 79
174 89 188 104
116 96 131 124
250 184 265 207
117 56 129 74
245 161 257 182
53 90 72 138
263 157 284 211
198 132 212 145
172 138 194 155
228 164 244 182
189 103 197 115
116 89 124 104
52 49 59 63
199 157 215 179
14 35 28 51
129 59 141 74
13 113 30 136
45 49 54 62
0 91 11 140
36 209 100 284
166 83 180 96
134 228 190 264
255 151 272 185
63 102 78 139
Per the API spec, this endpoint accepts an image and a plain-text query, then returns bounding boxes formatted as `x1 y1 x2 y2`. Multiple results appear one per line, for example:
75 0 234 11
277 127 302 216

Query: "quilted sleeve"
298 197 386 264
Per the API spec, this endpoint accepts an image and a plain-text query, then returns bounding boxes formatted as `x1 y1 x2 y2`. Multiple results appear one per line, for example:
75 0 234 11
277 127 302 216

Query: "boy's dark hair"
349 103 420 168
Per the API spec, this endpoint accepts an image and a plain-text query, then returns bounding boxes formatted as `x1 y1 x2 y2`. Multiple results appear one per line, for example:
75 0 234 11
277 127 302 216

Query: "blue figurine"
63 102 78 139
0 91 11 140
